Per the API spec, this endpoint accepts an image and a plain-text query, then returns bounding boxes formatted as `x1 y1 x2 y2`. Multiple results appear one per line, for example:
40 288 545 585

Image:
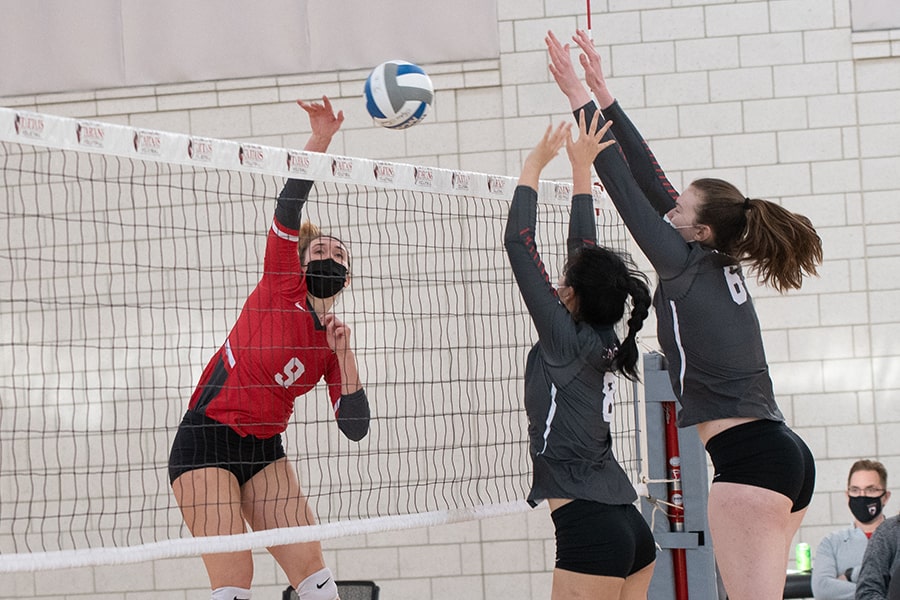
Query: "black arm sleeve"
504 185 579 360
274 178 314 230
575 101 678 216
567 193 597 258
577 103 693 279
336 389 370 441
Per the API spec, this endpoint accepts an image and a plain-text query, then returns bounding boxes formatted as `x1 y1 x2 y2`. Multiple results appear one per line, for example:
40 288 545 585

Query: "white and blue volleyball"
364 60 434 130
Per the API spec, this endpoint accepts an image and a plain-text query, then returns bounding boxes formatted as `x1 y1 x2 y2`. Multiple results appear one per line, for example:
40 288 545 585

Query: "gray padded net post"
641 352 720 600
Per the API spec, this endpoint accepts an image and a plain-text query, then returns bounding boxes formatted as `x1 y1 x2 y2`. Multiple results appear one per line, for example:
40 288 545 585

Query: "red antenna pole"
586 0 592 39
665 402 690 600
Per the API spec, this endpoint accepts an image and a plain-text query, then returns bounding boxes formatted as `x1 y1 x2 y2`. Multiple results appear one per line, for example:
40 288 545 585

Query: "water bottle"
795 542 811 572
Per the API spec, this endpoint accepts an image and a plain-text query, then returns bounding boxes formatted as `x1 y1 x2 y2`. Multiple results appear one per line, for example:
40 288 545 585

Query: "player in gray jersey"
547 29 823 600
505 113 656 599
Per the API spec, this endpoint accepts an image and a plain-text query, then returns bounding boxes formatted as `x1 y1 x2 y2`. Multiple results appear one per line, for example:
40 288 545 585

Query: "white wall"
1 0 898 598
0 0 499 97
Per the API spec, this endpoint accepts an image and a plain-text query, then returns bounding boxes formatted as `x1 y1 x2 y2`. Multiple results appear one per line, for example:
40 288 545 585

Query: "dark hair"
691 178 823 292
564 246 651 380
848 459 888 489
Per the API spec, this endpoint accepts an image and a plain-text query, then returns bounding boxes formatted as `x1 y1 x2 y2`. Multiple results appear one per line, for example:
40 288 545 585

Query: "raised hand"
546 30 592 110
571 30 615 109
530 121 572 170
518 121 572 189
299 96 345 153
566 109 615 195
566 109 615 171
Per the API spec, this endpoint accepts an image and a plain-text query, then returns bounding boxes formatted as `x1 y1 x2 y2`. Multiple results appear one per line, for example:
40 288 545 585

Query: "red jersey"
188 217 342 438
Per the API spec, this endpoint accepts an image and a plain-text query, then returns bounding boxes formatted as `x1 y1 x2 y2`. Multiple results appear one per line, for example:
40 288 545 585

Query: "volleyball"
364 60 434 130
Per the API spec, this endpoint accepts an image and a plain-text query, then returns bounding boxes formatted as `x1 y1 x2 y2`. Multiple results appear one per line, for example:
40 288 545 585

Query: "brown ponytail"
692 178 823 292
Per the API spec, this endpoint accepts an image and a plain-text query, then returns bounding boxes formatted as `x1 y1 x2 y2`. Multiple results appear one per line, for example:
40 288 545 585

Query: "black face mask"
304 259 348 299
848 494 885 524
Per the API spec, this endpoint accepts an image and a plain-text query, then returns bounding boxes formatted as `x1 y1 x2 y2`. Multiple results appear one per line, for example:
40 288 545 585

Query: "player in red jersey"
168 96 368 600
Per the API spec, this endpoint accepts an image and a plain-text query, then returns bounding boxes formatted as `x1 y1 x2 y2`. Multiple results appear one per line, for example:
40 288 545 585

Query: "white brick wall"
1 0 898 597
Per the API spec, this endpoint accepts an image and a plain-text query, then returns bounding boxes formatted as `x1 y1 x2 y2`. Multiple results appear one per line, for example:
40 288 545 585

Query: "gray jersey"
504 185 637 506
579 101 784 427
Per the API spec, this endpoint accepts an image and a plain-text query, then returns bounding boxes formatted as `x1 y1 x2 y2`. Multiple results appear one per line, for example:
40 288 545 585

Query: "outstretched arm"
566 30 679 212
276 96 345 230
506 123 571 353
565 109 615 256
586 107 693 279
506 120 611 359
267 97 345 283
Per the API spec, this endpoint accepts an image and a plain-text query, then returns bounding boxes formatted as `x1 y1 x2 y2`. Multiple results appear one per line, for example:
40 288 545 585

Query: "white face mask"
663 215 695 231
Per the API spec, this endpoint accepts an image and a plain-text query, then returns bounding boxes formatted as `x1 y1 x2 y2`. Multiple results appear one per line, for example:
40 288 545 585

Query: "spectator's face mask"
848 493 885 524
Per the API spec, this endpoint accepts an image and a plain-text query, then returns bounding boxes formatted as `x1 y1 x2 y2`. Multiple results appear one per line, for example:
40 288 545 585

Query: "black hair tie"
743 197 751 210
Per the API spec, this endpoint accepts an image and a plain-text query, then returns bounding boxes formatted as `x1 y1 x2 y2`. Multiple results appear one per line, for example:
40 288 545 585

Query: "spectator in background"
857 512 900 600
813 460 890 599
887 561 900 600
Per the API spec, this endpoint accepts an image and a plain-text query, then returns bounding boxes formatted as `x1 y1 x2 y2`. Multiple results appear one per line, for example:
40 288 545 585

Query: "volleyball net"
0 107 646 572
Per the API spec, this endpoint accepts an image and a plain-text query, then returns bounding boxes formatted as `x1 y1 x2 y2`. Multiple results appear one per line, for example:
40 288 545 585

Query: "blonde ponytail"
298 221 321 261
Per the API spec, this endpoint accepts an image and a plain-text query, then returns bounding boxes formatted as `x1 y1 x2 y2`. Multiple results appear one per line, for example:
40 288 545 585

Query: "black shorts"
551 500 657 578
168 411 286 486
706 419 815 512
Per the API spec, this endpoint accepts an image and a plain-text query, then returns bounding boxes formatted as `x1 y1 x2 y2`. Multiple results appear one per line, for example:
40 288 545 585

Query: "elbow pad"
337 389 370 441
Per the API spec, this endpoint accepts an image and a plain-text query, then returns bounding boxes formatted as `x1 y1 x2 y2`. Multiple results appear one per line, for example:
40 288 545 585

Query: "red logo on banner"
287 150 310 174
331 157 353 178
554 183 572 203
187 137 214 162
451 171 471 191
76 121 105 148
374 162 395 183
414 166 434 187
239 144 265 168
133 130 162 156
14 113 45 139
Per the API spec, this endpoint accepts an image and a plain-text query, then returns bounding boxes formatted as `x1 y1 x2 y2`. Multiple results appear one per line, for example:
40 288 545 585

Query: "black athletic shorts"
551 500 657 577
168 411 286 486
706 419 815 512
